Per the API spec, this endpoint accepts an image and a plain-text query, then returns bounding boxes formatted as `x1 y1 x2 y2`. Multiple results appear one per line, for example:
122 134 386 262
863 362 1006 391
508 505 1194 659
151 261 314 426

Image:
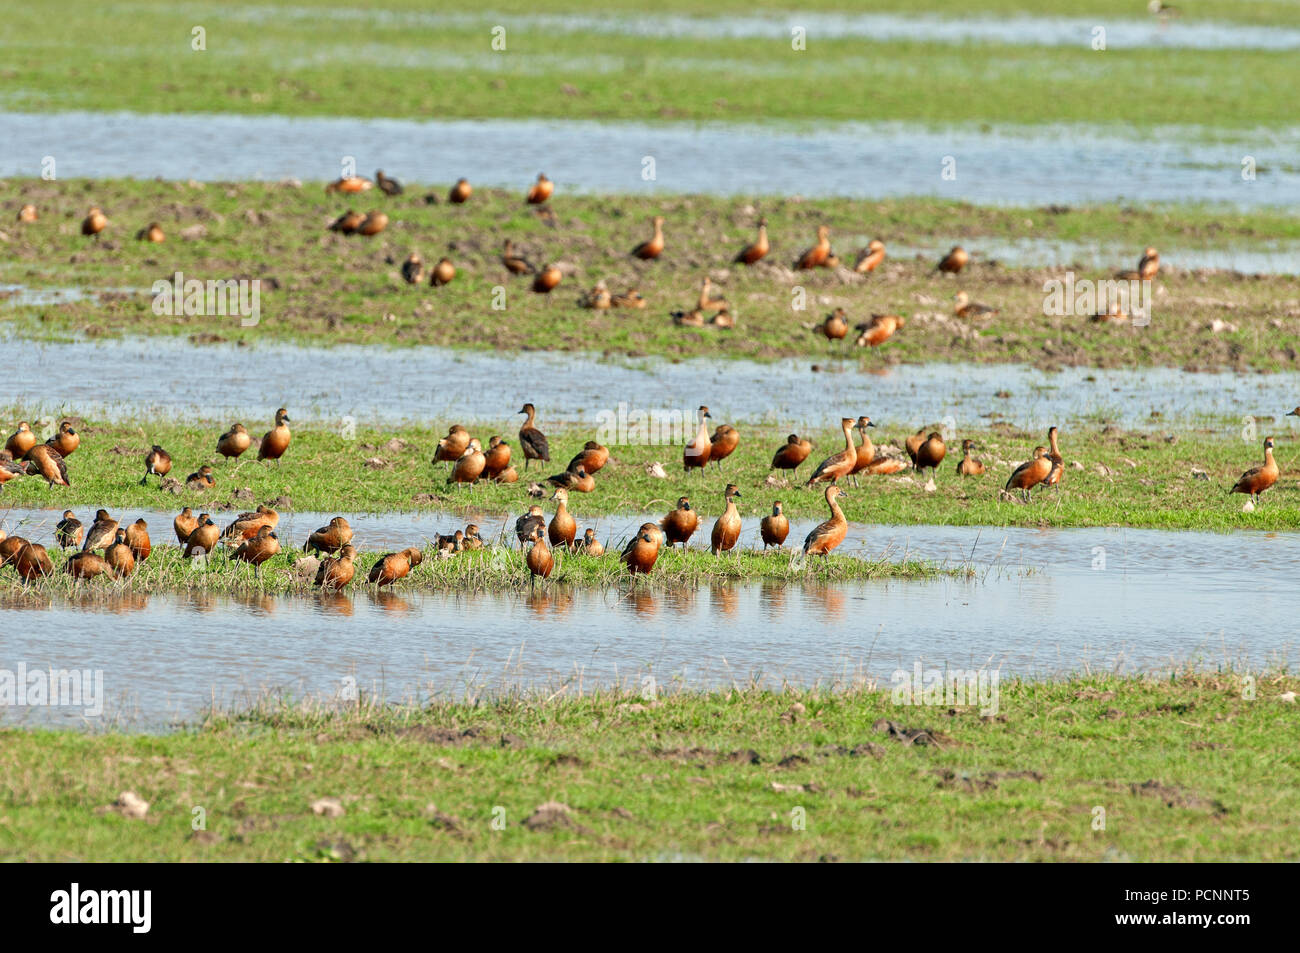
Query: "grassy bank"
4 180 1300 371
1 413 1298 530
2 672 1295 861
3 1 1298 127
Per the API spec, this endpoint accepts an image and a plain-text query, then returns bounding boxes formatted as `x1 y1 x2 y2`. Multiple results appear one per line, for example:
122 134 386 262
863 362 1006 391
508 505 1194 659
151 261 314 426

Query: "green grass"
3 1 1299 127
2 413 1299 530
3 672 1296 860
5 179 1300 371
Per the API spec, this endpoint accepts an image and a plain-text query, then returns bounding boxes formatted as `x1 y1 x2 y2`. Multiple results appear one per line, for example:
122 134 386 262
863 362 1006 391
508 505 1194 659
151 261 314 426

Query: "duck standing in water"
803 486 849 557
710 484 743 555
760 501 789 550
524 527 554 592
1229 436 1279 504
660 496 698 550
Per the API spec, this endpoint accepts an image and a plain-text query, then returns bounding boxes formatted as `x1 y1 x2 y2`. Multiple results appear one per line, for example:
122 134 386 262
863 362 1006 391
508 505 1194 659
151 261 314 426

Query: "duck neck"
1265 447 1277 469
858 427 874 456
842 424 855 454
828 496 845 522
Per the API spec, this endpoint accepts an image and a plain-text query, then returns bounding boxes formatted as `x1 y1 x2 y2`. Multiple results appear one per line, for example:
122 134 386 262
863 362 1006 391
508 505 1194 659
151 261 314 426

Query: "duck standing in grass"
483 436 513 480
1004 446 1052 502
448 439 486 486
794 225 831 270
370 547 423 587
660 497 698 550
56 511 84 549
141 445 172 485
566 440 608 475
803 486 848 557
48 421 79 457
66 551 111 580
183 514 220 558
81 207 108 237
709 424 740 469
174 508 198 544
231 525 280 578
125 519 151 562
502 240 536 275
401 252 424 284
217 423 251 461
954 291 997 319
430 257 456 286
806 418 858 487
15 541 53 581
621 523 662 575
734 218 769 265
956 439 986 476
376 170 403 195
575 528 604 556
631 216 665 260
546 465 595 493
186 465 216 491
82 510 119 552
854 314 905 348
527 173 554 205
0 450 24 486
771 434 813 474
315 544 357 590
760 501 789 550
258 408 291 463
518 403 550 470
1044 426 1064 489
516 505 545 547
449 178 472 204
936 245 968 274
821 308 848 343
548 488 577 548
5 422 35 459
1229 436 1279 504
24 444 69 486
684 405 712 474
915 432 946 481
223 505 278 541
434 425 471 468
854 239 886 274
710 484 743 555
105 529 136 578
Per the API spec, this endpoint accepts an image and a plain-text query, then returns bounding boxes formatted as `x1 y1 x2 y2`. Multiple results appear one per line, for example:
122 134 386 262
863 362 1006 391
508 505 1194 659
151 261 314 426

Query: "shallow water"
4 111 1298 207
4 331 1297 434
1 515 1295 728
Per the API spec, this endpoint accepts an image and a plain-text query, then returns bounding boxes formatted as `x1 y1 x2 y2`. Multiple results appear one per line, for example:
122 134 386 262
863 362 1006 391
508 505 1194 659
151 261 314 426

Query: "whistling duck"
760 501 789 549
496 462 519 484
771 434 813 473
370 547 423 587
698 277 728 312
734 218 769 265
173 507 198 544
710 484 743 555
937 245 968 274
229 525 279 577
548 487 577 548
795 226 831 270
956 440 985 476
125 519 151 561
710 424 740 468
710 309 735 329
55 511 84 549
855 314 905 348
631 216 665 260
575 528 604 556
532 264 563 294
217 423 251 460
524 527 554 592
1005 445 1053 501
376 170 403 196
854 239 886 274
621 523 662 575
326 176 373 194
954 292 997 319
611 288 646 309
1230 436 1280 503
141 444 172 485
436 529 464 556
502 240 536 276
0 535 28 566
915 432 946 479
66 551 111 580
0 450 23 485
45 421 78 457
449 178 472 204
852 416 907 478
821 308 849 342
304 516 353 555
25 443 70 486
5 422 35 459
547 465 594 493
1118 246 1159 281
17 204 37 223
434 425 471 466
329 210 364 234
104 528 136 577
258 408 291 462
566 440 608 475
448 439 486 486
484 435 513 479
222 504 278 541
905 427 928 467
1044 426 1064 488
684 405 713 473
357 211 388 236
580 281 612 309
14 541 52 581
137 222 165 243
527 173 554 205
430 257 456 286
660 496 699 550
462 524 484 551
183 514 220 557
803 486 849 557
81 207 108 237
315 544 358 590
515 505 545 547
185 465 215 490
402 252 424 284
672 309 705 327
518 403 550 469
806 418 858 486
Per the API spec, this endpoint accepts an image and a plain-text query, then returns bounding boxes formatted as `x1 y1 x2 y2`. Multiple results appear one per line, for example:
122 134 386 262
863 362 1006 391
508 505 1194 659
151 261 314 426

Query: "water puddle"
884 239 1300 276
1 517 1294 728
4 111 1297 207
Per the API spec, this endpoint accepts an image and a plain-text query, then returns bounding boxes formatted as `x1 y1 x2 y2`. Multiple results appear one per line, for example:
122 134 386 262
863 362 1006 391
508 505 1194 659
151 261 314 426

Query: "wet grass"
2 671 1296 861
3 1 1298 127
4 179 1300 371
1 413 1299 531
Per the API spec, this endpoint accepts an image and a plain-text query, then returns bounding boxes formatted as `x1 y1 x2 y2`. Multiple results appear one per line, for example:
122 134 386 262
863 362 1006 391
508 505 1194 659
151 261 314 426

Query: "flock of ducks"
1 394 1289 590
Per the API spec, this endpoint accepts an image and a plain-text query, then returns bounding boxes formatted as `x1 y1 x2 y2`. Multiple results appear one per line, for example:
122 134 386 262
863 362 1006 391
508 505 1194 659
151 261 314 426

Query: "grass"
3 413 1299 530
3 1 1299 127
2 671 1296 861
4 179 1300 370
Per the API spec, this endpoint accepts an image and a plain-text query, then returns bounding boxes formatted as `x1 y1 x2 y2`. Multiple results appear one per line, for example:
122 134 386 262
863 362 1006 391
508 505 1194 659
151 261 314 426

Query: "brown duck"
217 423 251 460
258 408 291 462
710 484 743 555
548 487 577 548
56 510 84 549
1229 436 1279 503
125 519 151 561
760 501 789 549
621 523 662 575
803 486 849 557
956 439 985 476
82 510 119 552
684 405 712 473
660 497 699 550
141 444 172 485
518 403 550 469
231 525 281 578
315 544 357 590
105 529 137 578
631 216 665 260
771 434 813 473
304 517 353 555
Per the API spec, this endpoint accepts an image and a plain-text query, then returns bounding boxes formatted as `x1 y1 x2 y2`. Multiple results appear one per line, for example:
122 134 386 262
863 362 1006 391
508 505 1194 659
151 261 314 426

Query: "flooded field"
5 111 1298 207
